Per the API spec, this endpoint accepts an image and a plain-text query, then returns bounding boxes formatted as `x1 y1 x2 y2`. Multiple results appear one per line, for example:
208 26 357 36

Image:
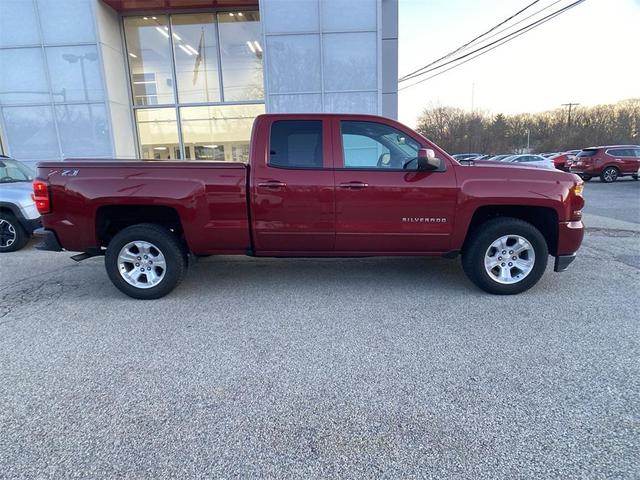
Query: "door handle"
338 181 369 189
258 180 287 189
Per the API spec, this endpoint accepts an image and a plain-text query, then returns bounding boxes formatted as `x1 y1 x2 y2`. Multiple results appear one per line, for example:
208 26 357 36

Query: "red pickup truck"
33 114 584 299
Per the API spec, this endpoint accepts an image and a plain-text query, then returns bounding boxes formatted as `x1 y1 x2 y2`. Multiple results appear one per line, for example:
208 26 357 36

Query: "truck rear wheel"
462 218 548 295
105 223 187 299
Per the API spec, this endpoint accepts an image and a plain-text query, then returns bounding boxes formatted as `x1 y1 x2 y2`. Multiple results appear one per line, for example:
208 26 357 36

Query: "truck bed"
37 160 251 254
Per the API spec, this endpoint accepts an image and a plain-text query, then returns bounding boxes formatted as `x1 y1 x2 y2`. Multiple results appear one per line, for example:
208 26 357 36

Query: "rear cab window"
577 149 599 157
269 120 324 169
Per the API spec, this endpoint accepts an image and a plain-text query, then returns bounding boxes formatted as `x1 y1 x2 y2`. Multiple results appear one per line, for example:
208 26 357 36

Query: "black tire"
632 175 638 181
600 166 619 183
105 223 187 299
462 217 548 295
0 212 29 252
579 175 592 182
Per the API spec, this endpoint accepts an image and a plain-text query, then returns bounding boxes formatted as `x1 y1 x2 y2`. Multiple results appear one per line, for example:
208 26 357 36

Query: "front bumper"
554 254 576 272
33 228 63 252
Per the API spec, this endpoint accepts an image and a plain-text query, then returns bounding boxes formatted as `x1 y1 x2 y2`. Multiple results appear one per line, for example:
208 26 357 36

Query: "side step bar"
70 249 104 262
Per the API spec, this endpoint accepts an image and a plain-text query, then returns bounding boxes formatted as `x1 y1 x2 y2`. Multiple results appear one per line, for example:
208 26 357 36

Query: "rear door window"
269 120 323 168
607 148 626 157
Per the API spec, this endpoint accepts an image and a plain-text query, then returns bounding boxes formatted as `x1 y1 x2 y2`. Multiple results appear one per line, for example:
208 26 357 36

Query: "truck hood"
456 159 580 183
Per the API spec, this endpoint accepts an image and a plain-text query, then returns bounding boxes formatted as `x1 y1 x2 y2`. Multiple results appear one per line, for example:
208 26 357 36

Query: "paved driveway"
0 182 638 478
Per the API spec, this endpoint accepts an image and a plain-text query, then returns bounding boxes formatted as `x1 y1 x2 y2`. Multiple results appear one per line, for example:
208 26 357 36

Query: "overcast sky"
398 0 640 126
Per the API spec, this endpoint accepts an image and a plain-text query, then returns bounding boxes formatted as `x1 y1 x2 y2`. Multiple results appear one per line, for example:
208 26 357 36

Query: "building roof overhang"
101 0 258 12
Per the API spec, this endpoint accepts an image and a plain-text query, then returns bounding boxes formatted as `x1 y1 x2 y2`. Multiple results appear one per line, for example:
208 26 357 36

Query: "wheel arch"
601 164 620 172
95 205 185 249
0 202 21 219
462 205 559 256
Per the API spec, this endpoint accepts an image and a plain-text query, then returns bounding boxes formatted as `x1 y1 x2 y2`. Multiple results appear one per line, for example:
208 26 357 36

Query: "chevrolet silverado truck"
33 114 585 299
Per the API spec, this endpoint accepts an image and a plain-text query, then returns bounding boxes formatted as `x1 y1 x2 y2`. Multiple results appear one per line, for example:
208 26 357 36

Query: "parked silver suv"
0 156 40 252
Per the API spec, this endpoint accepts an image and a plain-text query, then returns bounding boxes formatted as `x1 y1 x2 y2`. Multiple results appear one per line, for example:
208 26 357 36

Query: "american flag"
193 29 204 85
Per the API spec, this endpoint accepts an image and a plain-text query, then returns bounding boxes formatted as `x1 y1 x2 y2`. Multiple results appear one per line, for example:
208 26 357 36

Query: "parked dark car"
570 146 640 182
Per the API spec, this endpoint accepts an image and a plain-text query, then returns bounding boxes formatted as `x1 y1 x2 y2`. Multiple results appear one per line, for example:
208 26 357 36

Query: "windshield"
0 158 34 183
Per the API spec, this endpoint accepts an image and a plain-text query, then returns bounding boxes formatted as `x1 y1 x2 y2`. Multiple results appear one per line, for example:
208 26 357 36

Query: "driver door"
332 118 458 253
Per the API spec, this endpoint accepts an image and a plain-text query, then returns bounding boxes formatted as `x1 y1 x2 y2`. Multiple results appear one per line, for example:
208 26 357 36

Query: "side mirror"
417 148 441 170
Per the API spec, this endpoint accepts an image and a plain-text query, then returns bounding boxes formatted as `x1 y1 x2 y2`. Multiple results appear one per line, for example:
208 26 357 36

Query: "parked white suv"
0 157 40 252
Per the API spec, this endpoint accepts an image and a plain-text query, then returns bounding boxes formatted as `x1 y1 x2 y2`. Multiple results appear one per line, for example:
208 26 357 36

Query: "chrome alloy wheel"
602 167 618 182
0 219 16 248
117 241 167 289
484 234 535 285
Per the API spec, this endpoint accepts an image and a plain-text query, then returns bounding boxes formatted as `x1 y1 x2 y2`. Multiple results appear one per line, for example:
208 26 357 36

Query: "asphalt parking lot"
1 179 638 478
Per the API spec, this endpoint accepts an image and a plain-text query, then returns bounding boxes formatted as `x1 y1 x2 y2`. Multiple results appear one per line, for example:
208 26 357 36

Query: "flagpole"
202 27 209 103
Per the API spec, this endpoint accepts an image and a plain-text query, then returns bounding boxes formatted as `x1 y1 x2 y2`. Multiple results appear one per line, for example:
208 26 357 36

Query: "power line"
398 0 586 90
400 0 585 84
399 0 585 92
461 0 565 52
399 0 542 82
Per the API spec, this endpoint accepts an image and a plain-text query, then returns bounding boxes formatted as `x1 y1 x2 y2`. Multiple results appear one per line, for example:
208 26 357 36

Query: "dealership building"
0 0 398 169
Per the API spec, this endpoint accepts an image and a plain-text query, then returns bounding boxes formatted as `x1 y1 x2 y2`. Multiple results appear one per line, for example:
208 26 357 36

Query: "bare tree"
415 98 640 153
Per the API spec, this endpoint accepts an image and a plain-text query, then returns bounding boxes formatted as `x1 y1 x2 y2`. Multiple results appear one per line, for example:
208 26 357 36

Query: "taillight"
570 182 584 221
32 179 51 214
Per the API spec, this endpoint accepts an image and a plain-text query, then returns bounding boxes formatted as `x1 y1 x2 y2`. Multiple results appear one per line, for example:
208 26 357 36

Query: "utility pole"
562 102 580 128
471 81 475 113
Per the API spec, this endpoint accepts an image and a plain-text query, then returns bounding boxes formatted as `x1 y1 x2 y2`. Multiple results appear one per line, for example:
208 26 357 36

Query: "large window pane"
135 108 180 160
55 104 111 158
124 16 175 106
180 104 264 162
171 13 220 103
46 46 104 103
0 48 49 105
218 11 264 101
1 105 59 160
263 0 318 34
269 93 322 113
266 35 320 94
37 0 96 44
323 32 377 91
0 0 40 47
325 91 377 114
321 0 377 31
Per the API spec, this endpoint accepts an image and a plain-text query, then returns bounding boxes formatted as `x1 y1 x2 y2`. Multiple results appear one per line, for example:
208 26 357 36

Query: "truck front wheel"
105 223 187 299
462 218 548 295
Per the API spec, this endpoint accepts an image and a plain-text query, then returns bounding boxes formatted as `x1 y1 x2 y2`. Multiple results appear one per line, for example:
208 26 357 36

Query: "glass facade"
0 0 394 167
0 0 112 166
124 11 265 161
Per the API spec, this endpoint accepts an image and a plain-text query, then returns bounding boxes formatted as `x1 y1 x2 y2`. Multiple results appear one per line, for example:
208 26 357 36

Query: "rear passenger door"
250 117 335 254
